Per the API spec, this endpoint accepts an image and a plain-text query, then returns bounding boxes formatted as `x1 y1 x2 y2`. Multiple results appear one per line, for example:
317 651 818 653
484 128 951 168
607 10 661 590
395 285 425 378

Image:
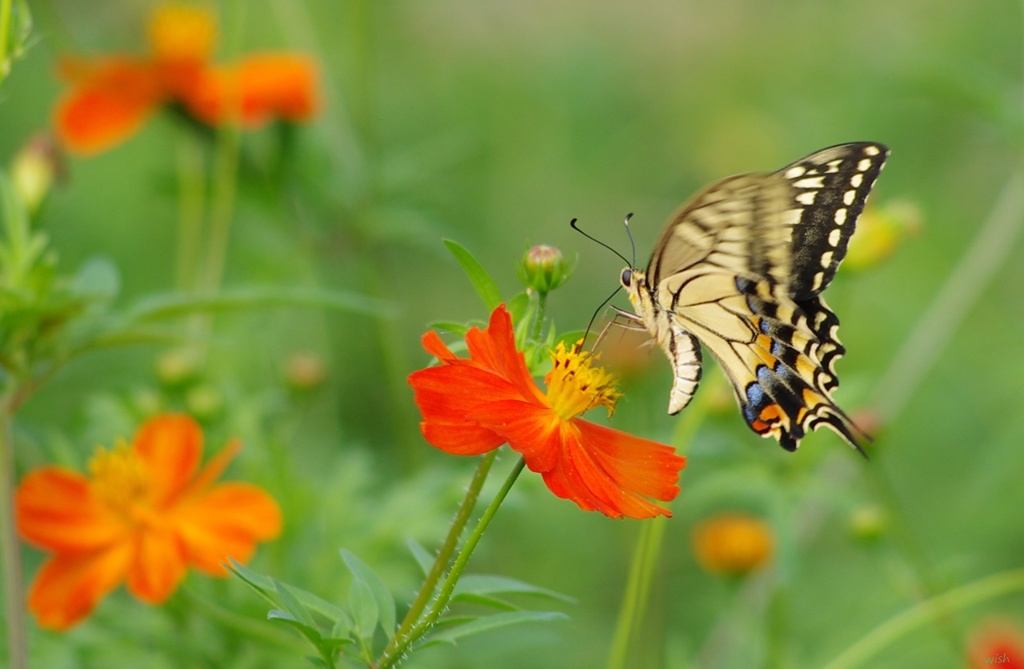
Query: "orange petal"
181 53 318 127
125 527 188 603
172 483 282 575
473 400 685 518
16 468 127 552
53 57 163 155
408 365 517 455
27 544 133 630
133 414 203 506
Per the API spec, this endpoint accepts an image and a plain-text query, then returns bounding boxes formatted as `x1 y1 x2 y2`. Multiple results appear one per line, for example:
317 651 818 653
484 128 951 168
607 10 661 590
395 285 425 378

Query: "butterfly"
619 142 889 453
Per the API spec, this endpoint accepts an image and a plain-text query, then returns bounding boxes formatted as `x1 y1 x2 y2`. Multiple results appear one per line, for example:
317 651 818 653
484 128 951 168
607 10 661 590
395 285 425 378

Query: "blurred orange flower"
55 2 319 155
692 513 773 575
16 414 282 630
408 304 686 519
967 620 1024 669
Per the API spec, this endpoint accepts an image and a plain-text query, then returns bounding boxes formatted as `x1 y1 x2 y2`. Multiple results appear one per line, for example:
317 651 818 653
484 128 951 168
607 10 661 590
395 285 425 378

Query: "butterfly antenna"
580 284 623 349
622 212 637 268
570 218 631 267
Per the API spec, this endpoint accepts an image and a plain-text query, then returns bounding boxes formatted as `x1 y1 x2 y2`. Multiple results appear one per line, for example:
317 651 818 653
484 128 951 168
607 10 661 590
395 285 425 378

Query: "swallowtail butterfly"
620 142 888 452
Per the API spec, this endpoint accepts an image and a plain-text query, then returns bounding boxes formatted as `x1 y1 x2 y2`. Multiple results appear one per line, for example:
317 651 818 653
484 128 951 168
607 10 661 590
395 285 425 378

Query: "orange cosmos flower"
408 304 686 519
692 513 773 575
54 2 319 155
15 414 282 630
183 53 320 127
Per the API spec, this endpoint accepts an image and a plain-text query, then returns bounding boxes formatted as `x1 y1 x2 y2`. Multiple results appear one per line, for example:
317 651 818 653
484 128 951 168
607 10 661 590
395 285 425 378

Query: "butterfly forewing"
781 142 889 299
621 142 888 453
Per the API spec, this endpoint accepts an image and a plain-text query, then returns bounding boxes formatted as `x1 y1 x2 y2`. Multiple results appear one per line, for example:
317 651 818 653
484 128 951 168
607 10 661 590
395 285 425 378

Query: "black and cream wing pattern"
620 142 889 452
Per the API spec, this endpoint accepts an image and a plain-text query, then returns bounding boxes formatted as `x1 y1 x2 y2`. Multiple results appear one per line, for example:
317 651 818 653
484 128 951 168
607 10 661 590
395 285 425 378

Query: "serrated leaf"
341 549 396 635
453 575 574 603
443 239 503 309
348 579 379 640
417 611 569 648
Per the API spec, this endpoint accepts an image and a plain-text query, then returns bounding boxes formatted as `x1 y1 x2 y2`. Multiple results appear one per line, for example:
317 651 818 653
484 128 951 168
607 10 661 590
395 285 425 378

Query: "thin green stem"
822 568 1024 669
0 0 12 86
606 381 715 669
377 456 526 669
379 450 499 663
199 125 241 296
0 402 27 669
606 518 666 669
175 136 207 292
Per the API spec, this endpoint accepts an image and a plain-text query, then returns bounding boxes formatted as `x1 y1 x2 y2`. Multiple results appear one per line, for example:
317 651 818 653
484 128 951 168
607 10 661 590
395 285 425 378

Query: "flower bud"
155 348 201 387
518 244 573 294
284 351 326 391
848 504 888 542
10 134 63 215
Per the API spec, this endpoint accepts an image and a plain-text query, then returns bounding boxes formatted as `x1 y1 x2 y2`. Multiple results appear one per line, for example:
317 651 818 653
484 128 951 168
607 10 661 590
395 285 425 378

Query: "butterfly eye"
620 268 633 287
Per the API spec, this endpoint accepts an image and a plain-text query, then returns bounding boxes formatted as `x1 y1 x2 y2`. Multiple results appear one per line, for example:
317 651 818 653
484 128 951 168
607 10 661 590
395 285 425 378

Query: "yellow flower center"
544 340 622 421
88 442 151 519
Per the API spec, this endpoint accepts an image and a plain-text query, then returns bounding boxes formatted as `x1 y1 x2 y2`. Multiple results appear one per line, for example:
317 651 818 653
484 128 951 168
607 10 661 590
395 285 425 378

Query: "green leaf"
348 579 379 641
425 321 471 336
267 609 322 645
443 239 503 309
275 578 318 629
453 575 574 603
505 291 530 324
418 611 569 648
228 559 349 622
341 549 396 636
406 539 435 576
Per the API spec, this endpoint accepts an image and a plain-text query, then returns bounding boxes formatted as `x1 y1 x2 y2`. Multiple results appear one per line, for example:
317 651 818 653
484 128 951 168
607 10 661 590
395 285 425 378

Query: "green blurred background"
3 0 1023 667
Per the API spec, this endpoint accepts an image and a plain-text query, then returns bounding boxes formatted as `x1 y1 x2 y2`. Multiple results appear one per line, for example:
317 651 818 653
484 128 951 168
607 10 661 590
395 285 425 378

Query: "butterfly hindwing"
620 142 888 452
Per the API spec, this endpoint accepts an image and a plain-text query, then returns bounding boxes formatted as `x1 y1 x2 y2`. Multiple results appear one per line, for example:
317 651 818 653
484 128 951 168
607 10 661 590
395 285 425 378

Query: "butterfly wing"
633 142 887 451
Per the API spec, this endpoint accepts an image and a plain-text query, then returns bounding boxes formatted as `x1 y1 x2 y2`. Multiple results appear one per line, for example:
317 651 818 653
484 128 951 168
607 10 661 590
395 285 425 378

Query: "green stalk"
605 381 714 669
823 568 1024 669
0 401 27 669
377 456 526 669
379 450 499 662
175 136 207 292
0 0 12 86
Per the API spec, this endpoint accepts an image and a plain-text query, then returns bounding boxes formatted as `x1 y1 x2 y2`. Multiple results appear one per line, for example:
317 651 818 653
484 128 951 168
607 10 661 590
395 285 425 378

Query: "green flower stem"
198 124 241 297
377 454 526 669
605 381 716 669
175 136 207 292
0 401 27 669
379 449 499 663
822 567 1024 669
0 0 12 86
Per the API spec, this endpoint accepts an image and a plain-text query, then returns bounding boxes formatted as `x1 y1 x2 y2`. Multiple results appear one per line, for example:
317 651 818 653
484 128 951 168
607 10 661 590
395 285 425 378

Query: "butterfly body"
620 142 889 452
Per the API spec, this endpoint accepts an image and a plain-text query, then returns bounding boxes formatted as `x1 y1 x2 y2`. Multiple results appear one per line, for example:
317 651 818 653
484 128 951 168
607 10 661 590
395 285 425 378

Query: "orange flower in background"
967 620 1024 669
692 513 773 575
16 414 282 630
54 2 319 155
408 304 686 520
